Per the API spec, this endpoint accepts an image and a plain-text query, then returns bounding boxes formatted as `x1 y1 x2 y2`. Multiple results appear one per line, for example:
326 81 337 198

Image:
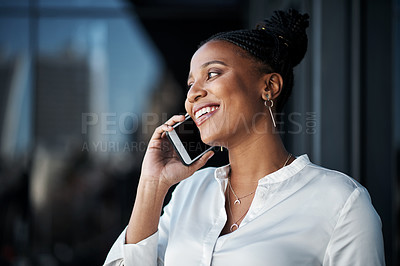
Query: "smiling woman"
104 9 385 266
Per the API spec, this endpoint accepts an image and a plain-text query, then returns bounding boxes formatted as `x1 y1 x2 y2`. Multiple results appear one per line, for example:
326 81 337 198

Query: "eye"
207 72 219 79
187 83 193 90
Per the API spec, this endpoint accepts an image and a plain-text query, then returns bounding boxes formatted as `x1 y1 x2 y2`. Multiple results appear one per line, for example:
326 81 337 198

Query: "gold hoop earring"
264 95 276 128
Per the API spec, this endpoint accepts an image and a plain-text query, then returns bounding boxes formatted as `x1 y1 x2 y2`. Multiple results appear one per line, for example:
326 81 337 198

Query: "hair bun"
256 9 309 67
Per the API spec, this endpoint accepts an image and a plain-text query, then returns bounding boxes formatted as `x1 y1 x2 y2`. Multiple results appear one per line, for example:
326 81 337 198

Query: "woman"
104 9 385 266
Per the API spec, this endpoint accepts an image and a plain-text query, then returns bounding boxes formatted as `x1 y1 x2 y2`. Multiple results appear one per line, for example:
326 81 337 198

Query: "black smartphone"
166 114 214 166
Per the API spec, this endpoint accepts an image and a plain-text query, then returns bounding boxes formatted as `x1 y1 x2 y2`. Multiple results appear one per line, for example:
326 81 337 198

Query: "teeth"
194 106 219 119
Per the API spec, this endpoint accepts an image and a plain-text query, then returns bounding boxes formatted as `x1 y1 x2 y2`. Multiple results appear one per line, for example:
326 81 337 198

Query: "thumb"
189 150 214 172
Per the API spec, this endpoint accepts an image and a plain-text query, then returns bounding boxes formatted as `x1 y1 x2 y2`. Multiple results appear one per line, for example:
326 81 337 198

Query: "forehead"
190 40 251 69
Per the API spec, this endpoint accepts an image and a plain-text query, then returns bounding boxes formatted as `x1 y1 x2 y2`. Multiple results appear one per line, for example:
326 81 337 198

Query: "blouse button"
216 169 223 177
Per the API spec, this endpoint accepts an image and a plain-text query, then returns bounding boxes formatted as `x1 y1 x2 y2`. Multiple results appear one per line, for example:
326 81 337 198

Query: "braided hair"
200 9 309 113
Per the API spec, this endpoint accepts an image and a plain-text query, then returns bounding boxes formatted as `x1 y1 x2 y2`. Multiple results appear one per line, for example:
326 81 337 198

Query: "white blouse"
104 154 385 266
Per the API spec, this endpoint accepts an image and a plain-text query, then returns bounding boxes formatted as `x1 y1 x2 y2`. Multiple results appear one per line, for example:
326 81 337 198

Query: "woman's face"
185 40 268 147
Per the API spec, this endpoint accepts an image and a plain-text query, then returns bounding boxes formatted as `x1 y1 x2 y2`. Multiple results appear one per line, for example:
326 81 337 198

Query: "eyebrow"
187 60 228 82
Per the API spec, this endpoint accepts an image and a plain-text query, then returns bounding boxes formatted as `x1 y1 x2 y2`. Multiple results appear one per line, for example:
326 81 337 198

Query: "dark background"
0 0 398 265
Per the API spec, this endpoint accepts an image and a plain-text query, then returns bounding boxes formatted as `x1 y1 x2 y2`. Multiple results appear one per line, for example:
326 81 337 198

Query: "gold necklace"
227 188 248 232
228 180 256 205
227 153 292 232
228 153 292 205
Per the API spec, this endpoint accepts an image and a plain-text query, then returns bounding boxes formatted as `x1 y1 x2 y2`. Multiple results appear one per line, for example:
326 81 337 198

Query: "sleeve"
103 229 160 266
103 189 176 266
323 187 385 266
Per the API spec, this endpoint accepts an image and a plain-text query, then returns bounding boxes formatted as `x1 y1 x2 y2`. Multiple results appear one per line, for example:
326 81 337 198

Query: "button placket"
241 184 271 225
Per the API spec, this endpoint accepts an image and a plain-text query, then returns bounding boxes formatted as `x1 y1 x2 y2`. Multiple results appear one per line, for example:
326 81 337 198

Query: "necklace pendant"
230 223 239 232
234 199 241 205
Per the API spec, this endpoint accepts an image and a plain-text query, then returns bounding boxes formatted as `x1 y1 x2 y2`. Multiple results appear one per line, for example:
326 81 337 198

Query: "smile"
195 105 219 119
193 105 220 126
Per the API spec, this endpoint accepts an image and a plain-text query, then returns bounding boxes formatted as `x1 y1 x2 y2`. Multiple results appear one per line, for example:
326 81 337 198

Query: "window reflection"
0 17 31 161
0 0 183 265
39 0 129 8
0 0 29 7
37 16 164 151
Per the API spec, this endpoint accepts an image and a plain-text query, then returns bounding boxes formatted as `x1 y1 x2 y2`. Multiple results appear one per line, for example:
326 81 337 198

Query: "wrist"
138 175 170 198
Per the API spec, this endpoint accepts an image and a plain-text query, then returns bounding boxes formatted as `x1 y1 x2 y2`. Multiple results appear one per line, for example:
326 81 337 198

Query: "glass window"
0 0 29 7
39 0 129 8
0 17 32 160
37 15 163 148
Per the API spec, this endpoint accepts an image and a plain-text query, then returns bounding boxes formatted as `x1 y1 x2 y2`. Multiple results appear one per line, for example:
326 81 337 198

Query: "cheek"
184 99 191 113
224 89 264 124
225 74 257 96
211 73 261 111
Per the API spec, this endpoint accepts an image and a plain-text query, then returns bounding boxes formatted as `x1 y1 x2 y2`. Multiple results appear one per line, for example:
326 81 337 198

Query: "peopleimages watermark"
81 112 317 135
80 112 317 152
81 140 149 152
81 112 170 135
80 140 208 153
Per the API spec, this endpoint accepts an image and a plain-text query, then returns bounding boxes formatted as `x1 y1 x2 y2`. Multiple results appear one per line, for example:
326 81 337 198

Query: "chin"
200 135 213 146
200 131 225 148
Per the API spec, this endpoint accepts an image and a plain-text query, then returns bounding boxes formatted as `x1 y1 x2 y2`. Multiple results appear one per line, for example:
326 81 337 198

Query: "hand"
140 114 214 190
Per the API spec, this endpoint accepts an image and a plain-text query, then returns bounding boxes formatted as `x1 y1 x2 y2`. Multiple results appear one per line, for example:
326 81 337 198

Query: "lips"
195 105 219 119
192 104 220 126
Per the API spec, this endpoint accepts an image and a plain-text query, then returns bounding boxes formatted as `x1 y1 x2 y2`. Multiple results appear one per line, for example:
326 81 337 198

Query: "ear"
261 73 283 101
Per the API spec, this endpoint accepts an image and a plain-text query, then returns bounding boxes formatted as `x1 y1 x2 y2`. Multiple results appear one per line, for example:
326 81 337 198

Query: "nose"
186 82 207 103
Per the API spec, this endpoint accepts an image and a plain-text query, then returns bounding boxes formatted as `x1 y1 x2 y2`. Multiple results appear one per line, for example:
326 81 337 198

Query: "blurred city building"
0 0 175 265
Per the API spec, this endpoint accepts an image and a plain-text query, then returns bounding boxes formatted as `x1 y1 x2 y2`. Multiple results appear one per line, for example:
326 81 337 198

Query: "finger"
151 114 186 140
189 150 214 171
150 124 172 142
163 114 186 127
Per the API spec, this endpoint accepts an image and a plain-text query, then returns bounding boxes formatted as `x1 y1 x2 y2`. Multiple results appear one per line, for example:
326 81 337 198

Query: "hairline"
201 39 274 75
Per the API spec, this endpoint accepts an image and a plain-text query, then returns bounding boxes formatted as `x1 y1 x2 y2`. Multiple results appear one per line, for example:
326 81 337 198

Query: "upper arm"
323 187 385 266
157 201 172 265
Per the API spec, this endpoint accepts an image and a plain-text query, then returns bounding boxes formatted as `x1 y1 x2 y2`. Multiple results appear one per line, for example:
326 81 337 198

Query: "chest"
164 198 334 266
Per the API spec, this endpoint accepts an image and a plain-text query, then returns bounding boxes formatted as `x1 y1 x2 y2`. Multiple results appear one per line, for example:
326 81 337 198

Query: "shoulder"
171 167 220 200
181 166 218 187
294 159 384 263
162 167 223 221
293 159 378 221
305 166 385 264
296 159 381 228
302 161 368 200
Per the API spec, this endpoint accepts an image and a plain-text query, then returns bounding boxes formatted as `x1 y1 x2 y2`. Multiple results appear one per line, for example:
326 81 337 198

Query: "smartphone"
166 114 214 166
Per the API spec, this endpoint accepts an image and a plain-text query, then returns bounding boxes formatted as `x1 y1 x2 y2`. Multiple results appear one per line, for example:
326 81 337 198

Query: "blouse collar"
214 154 311 185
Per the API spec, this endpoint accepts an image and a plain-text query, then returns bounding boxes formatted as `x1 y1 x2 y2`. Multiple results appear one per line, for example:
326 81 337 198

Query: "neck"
227 130 290 185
